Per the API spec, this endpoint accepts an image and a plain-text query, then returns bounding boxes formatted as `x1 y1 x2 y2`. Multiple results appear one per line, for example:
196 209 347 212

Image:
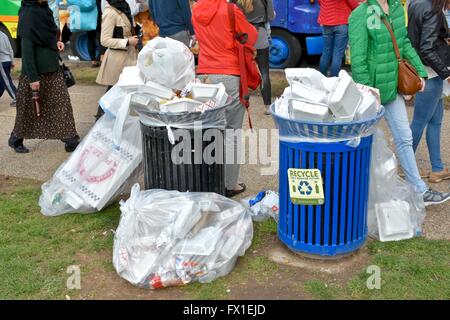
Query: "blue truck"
269 0 323 68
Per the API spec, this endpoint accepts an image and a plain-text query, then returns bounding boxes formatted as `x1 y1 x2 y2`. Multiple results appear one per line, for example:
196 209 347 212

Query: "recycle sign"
298 181 313 196
288 169 325 206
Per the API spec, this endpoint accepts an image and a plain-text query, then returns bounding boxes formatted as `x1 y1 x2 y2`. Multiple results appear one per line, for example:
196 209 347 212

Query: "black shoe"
8 133 29 153
225 183 247 198
62 135 80 153
10 100 16 107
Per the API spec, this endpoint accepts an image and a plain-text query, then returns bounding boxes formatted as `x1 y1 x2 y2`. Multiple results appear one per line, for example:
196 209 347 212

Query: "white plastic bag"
367 129 426 241
137 37 195 90
241 191 279 222
39 115 143 216
113 184 253 289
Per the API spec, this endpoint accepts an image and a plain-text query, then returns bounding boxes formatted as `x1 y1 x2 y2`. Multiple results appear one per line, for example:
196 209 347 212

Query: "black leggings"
255 48 272 106
95 86 112 121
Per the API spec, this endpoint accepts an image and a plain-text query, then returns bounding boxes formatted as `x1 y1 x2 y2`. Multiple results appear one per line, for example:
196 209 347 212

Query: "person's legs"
411 77 442 154
87 30 98 63
319 26 335 76
203 74 245 191
168 30 191 47
95 86 112 121
330 24 349 77
0 62 17 101
255 48 272 112
425 81 445 173
384 95 428 193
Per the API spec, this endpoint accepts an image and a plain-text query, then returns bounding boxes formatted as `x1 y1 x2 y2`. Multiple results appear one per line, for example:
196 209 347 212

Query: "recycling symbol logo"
299 181 313 196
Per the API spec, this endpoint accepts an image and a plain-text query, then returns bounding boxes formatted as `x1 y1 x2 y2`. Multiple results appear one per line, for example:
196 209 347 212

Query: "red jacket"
192 0 257 76
318 0 361 26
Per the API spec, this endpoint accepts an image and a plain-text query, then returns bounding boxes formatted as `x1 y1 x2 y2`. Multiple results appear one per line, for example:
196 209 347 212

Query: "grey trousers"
168 30 191 47
200 74 245 190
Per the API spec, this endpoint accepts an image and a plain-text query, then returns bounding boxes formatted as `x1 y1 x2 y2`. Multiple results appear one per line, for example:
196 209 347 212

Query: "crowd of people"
0 0 449 204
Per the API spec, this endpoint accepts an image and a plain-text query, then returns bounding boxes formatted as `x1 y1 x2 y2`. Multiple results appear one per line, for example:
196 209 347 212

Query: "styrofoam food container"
285 68 327 91
160 98 203 113
328 70 362 117
354 91 378 121
376 200 414 242
191 84 220 102
116 66 145 88
291 80 328 104
140 81 175 100
288 99 331 122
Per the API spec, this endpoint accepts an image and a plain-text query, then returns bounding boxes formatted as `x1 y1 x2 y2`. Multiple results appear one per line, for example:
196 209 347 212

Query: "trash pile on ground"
113 184 253 289
274 68 382 123
241 191 279 222
368 130 426 242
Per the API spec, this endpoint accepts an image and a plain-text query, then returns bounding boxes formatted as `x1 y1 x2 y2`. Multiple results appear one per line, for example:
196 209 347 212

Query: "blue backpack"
67 0 97 12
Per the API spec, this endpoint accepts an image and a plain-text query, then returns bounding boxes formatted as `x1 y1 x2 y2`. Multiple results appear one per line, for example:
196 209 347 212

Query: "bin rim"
133 102 229 117
270 103 385 128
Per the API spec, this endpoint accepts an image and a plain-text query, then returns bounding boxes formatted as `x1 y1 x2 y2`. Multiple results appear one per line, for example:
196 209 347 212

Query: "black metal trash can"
134 104 227 195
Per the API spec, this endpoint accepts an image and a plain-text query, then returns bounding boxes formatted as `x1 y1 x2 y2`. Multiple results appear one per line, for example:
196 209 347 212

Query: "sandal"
226 183 247 198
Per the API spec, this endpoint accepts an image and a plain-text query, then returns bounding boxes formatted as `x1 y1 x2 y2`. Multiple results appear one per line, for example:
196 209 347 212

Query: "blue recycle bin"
271 105 384 257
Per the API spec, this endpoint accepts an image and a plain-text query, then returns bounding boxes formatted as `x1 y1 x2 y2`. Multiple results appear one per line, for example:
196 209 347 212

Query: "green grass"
0 187 120 299
1 185 449 300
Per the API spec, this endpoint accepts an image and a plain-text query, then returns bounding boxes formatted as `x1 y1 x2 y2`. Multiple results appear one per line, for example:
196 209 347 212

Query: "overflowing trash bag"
137 37 196 90
113 184 253 289
39 115 143 216
367 130 426 241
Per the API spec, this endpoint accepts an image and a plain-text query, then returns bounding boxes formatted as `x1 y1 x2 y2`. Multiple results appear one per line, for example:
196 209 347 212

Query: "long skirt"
13 71 78 140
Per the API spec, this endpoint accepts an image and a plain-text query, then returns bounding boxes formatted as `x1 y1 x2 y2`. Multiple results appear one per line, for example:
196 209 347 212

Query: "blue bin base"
279 231 367 258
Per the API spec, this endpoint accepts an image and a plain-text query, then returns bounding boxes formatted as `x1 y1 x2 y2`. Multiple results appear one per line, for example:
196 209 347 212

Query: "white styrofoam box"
376 200 414 242
285 68 327 91
288 99 331 122
191 84 220 102
322 77 339 92
291 80 328 104
116 66 145 88
328 70 362 118
160 98 203 113
355 91 378 121
140 81 175 100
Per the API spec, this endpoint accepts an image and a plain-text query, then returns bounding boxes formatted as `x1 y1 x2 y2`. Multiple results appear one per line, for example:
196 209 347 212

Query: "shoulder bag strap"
380 17 401 61
227 3 253 129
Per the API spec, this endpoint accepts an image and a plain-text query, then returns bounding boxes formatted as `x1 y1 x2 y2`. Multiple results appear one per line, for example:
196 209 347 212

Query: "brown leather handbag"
382 18 423 95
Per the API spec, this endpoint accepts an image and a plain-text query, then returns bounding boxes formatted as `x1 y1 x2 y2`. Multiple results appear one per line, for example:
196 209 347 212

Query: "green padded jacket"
349 0 427 104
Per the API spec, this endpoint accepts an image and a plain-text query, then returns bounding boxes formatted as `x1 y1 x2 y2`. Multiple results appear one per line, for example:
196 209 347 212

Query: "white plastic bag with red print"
39 114 143 216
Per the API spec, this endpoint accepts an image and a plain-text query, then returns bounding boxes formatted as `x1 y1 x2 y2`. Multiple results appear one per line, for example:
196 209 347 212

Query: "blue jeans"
319 25 348 77
0 61 17 100
410 77 445 173
384 95 428 193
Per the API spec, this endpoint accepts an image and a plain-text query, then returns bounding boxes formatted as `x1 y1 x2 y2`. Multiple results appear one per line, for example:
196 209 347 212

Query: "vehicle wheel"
0 24 17 57
269 28 302 69
70 32 91 61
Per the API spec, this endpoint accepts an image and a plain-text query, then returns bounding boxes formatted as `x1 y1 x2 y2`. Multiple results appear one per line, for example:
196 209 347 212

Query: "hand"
30 81 40 91
11 63 15 69
447 77 450 84
128 36 139 47
419 78 426 92
57 41 65 52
